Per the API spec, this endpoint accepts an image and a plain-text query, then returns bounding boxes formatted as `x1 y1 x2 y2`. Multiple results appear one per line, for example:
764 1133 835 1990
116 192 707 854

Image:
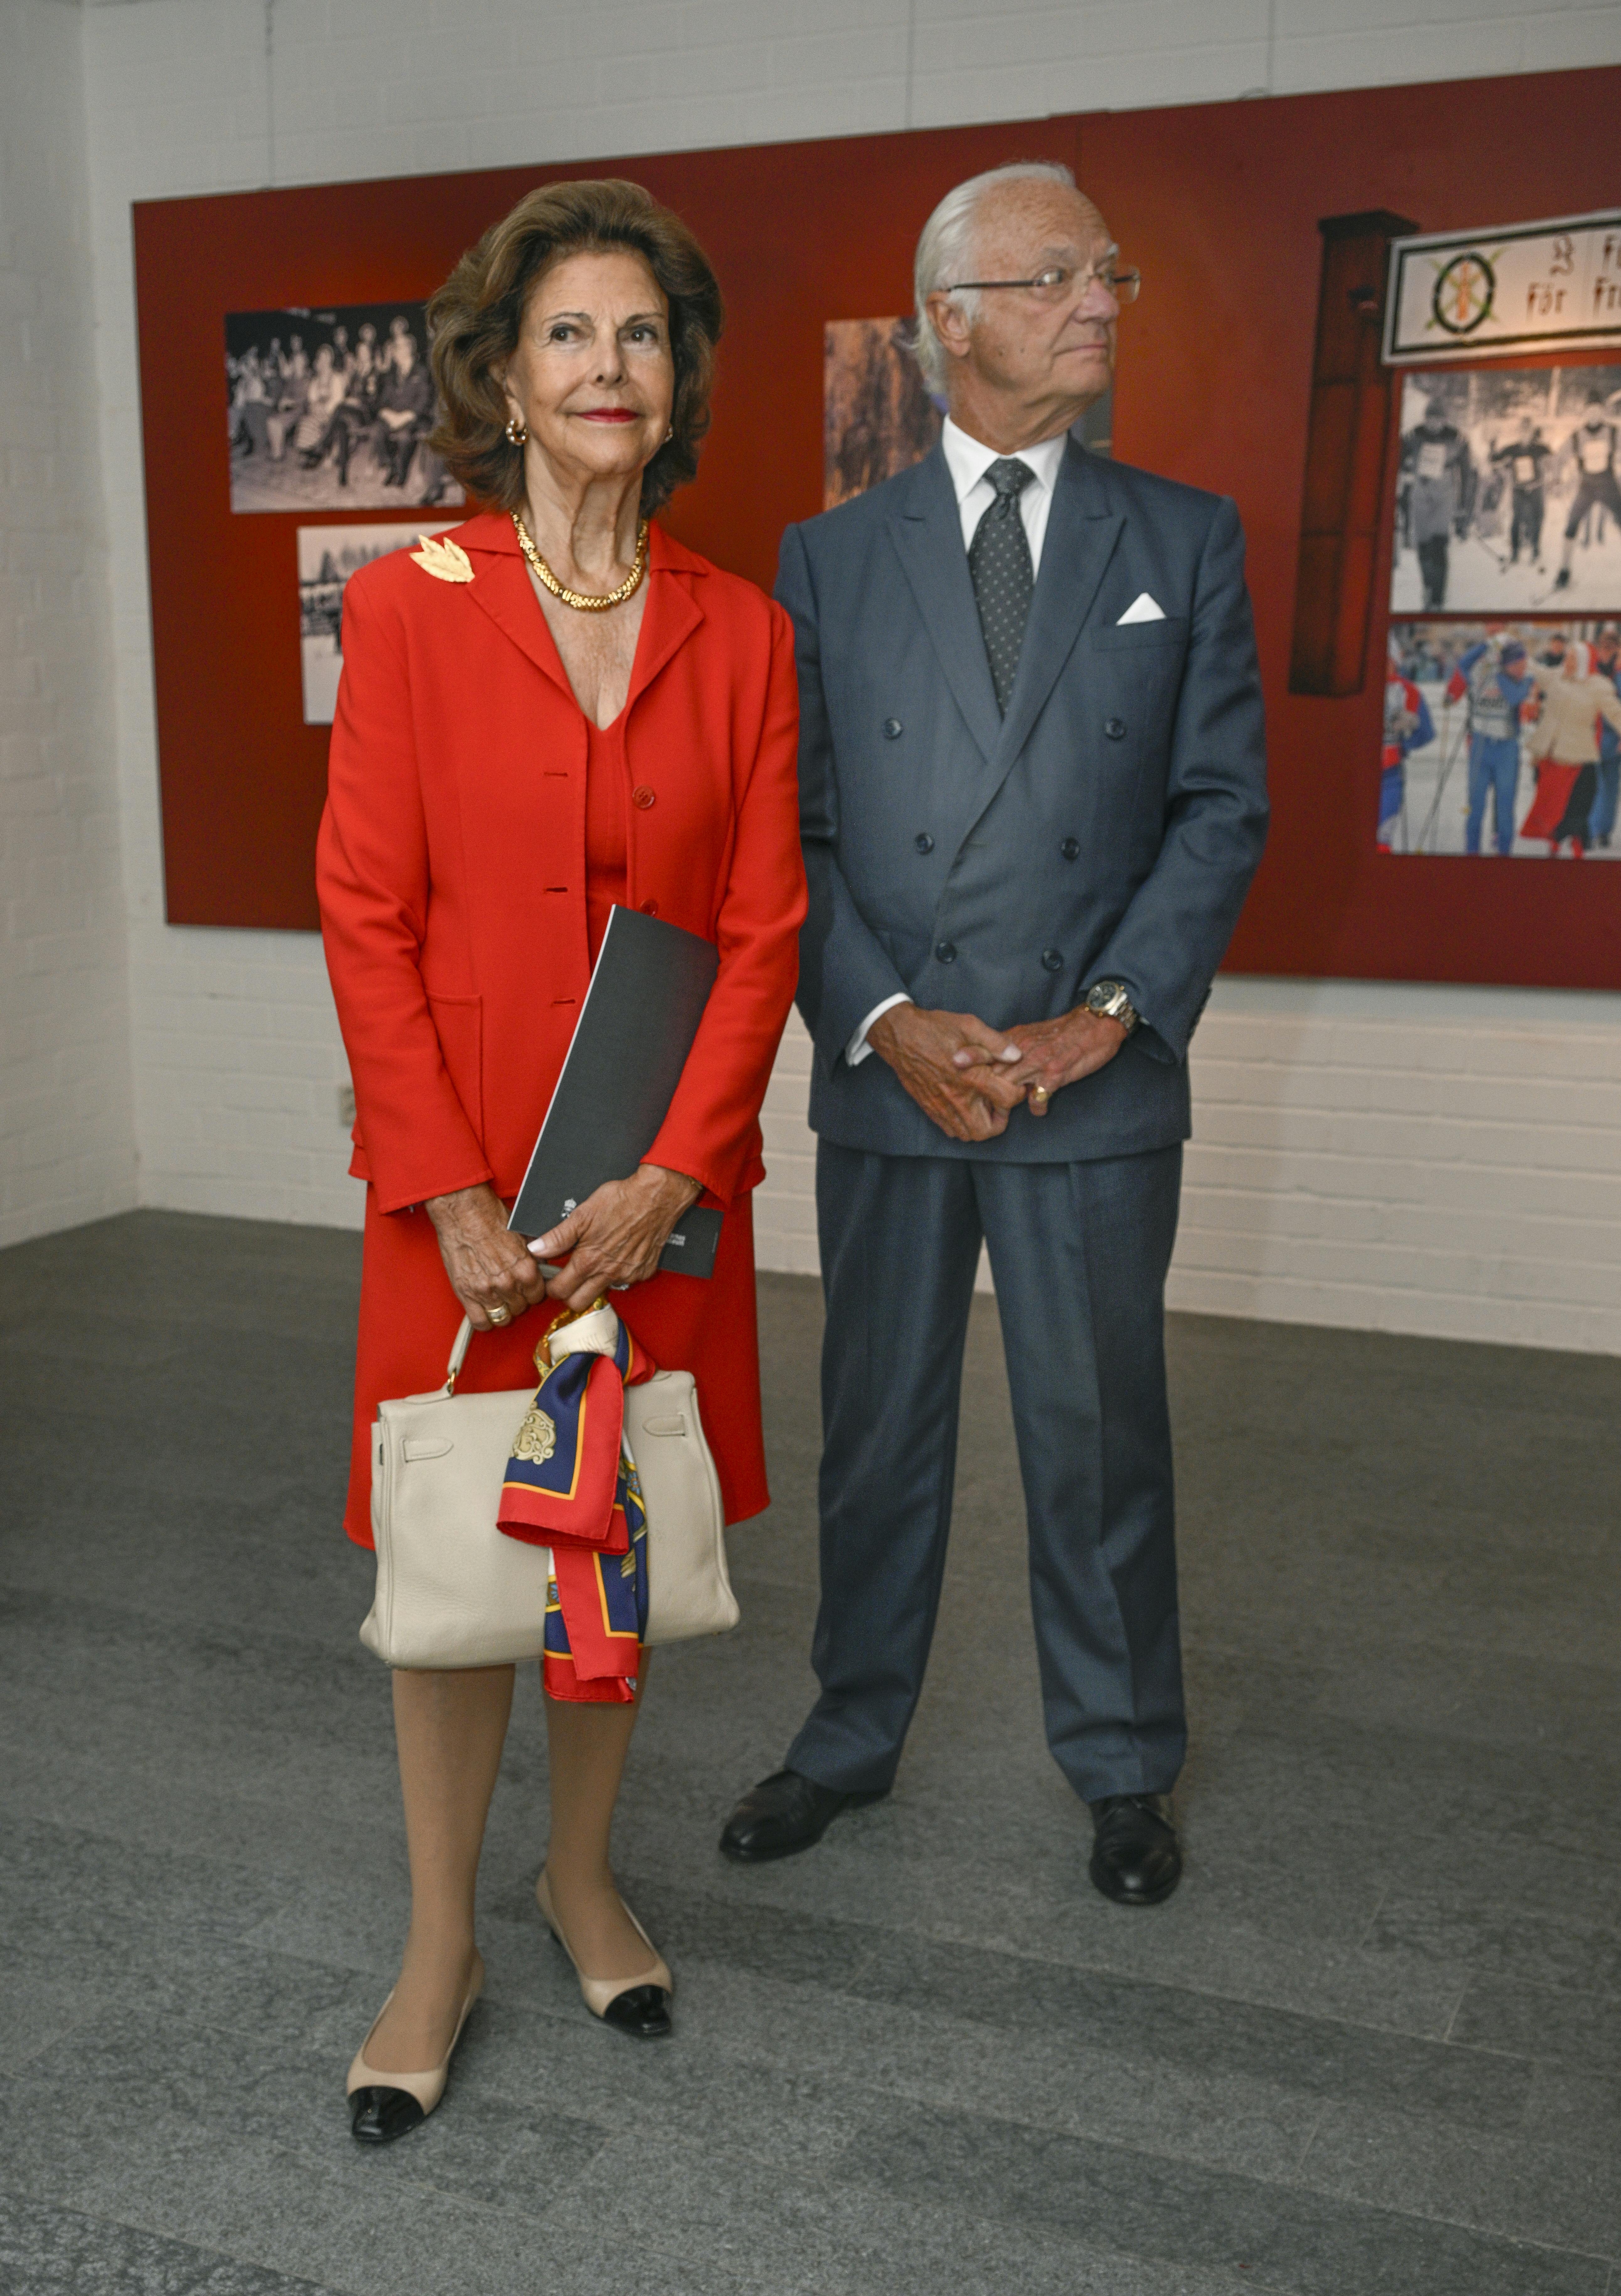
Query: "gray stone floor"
0 1210 1617 2293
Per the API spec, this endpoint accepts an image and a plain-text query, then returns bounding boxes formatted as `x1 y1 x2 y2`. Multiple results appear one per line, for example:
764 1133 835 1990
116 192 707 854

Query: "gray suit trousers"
786 1139 1187 1804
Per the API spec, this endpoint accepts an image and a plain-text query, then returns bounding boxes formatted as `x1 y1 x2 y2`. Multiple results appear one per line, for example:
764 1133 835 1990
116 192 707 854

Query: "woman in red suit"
317 179 804 2140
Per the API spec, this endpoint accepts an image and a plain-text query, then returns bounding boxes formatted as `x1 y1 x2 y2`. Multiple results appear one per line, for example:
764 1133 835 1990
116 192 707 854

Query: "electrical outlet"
337 1082 357 1128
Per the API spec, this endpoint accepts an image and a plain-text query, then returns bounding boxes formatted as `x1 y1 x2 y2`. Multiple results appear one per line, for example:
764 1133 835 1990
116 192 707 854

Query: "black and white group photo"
1390 363 1621 615
225 302 464 513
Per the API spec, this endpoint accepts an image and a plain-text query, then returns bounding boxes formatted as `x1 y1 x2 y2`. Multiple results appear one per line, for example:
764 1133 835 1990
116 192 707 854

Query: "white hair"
909 160 1078 388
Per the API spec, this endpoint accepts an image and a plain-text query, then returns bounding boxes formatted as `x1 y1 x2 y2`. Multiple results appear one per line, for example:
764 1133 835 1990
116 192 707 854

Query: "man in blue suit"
721 162 1268 1905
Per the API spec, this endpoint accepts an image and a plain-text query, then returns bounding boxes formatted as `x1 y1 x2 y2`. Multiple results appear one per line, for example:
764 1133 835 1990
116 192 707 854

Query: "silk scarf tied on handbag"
496 1305 657 1704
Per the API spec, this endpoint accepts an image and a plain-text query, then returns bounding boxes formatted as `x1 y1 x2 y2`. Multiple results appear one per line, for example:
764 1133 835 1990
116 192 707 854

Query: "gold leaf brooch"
410 533 474 584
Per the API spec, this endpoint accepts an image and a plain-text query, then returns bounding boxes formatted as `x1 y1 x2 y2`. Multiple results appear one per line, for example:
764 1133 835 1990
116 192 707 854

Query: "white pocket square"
1117 592 1166 624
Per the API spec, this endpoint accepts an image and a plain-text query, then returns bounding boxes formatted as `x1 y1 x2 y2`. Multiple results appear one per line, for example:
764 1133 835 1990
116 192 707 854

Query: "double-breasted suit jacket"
785 437 1269 1157
318 514 806 1544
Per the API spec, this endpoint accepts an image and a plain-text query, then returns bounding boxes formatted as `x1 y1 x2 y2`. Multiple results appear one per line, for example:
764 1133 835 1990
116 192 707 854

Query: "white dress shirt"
940 415 1067 571
845 418 1071 1068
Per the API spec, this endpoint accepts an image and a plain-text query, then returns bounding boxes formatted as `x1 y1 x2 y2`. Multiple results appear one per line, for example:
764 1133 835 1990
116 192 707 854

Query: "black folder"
509 906 723 1278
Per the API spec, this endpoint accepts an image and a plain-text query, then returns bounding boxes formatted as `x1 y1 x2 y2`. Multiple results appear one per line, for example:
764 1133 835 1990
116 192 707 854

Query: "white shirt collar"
940 415 1069 504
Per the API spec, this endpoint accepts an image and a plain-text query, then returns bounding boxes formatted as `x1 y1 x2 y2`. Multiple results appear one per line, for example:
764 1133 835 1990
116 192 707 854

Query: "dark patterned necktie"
968 457 1035 714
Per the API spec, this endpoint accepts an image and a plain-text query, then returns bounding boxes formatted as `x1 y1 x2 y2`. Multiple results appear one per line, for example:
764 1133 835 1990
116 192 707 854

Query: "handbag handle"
442 1296 607 1394
444 1316 475 1393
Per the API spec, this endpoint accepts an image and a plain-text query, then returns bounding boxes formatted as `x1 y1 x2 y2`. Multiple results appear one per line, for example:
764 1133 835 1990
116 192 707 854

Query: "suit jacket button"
632 784 657 809
935 940 956 964
1104 717 1127 740
640 899 659 915
1061 837 1080 860
1041 948 1063 973
915 833 935 854
883 718 903 740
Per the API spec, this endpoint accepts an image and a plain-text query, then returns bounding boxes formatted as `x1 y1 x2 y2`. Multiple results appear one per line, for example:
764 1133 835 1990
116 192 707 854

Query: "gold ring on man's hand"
1030 1084 1050 1104
488 1304 511 1324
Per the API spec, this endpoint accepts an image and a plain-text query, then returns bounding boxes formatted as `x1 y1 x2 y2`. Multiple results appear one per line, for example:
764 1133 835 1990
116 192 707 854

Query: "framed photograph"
822 316 1110 510
297 523 453 724
1390 364 1621 615
823 319 943 508
226 303 464 513
1380 619 1621 857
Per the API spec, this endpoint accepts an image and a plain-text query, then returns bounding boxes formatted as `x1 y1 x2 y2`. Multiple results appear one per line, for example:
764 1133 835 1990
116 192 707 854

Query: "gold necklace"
511 512 650 612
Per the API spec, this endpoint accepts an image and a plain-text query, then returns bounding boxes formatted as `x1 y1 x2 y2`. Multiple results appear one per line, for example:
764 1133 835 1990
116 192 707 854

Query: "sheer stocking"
367 1654 655 2075
540 1662 654 1981
364 1662 512 2074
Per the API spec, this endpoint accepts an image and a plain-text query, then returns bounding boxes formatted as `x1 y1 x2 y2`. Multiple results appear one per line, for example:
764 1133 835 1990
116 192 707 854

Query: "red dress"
1519 762 1581 841
583 716 630 960
317 515 806 1546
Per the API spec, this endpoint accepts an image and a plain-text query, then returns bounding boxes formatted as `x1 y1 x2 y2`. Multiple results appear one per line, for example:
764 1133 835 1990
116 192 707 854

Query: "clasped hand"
869 1002 1126 1140
426 1164 702 1328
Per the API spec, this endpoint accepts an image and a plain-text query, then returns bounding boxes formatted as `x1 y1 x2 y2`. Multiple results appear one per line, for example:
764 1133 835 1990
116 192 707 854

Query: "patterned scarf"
497 1304 658 1704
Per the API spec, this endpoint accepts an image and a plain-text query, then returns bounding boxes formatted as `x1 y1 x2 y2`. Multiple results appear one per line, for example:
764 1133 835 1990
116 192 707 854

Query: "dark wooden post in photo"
1288 209 1418 697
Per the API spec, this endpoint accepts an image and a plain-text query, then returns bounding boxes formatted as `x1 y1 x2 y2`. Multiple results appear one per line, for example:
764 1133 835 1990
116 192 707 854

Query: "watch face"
1089 982 1136 1028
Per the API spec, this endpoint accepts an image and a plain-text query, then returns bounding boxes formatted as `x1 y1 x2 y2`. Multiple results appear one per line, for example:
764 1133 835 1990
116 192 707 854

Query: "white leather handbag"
361 1311 739 1670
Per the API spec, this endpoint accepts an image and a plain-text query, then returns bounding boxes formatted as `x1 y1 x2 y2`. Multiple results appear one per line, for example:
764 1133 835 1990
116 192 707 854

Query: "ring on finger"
1030 1084 1050 1104
488 1303 511 1325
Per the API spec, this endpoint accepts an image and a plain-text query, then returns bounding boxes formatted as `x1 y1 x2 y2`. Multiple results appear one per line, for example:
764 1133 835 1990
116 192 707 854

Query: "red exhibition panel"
134 70 1621 985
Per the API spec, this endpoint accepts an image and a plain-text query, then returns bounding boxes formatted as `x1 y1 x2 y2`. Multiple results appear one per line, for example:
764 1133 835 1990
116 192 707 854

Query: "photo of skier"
1453 633 1534 854
1389 365 1621 615
1379 619 1621 856
1379 634 1435 851
1396 395 1474 609
1592 623 1621 846
1516 634 1621 854
1550 389 1621 595
1488 415 1553 569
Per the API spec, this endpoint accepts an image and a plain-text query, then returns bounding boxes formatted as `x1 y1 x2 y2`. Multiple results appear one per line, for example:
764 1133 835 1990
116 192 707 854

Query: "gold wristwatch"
1085 980 1140 1034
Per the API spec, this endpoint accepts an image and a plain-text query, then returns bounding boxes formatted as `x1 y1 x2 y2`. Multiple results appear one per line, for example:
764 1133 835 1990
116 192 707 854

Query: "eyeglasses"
943 265 1141 306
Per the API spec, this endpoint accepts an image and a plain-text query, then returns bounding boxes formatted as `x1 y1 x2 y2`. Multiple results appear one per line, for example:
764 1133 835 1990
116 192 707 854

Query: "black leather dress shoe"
348 2085 427 2145
1088 1794 1182 1906
719 1768 883 1862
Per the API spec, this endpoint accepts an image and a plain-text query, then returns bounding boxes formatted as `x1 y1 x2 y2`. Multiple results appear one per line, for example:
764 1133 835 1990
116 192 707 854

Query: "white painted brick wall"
0 0 135 1248
1174 979 1621 1353
65 0 1621 1350
757 982 1621 1354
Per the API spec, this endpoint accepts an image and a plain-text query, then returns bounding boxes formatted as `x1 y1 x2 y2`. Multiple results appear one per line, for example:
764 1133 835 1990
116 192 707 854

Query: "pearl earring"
505 416 528 446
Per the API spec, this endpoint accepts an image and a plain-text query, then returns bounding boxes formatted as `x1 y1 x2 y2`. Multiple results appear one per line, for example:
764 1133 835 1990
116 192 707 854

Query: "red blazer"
317 513 806 1540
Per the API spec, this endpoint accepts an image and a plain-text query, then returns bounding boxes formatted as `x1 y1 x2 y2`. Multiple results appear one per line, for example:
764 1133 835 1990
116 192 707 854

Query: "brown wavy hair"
426 178 723 517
